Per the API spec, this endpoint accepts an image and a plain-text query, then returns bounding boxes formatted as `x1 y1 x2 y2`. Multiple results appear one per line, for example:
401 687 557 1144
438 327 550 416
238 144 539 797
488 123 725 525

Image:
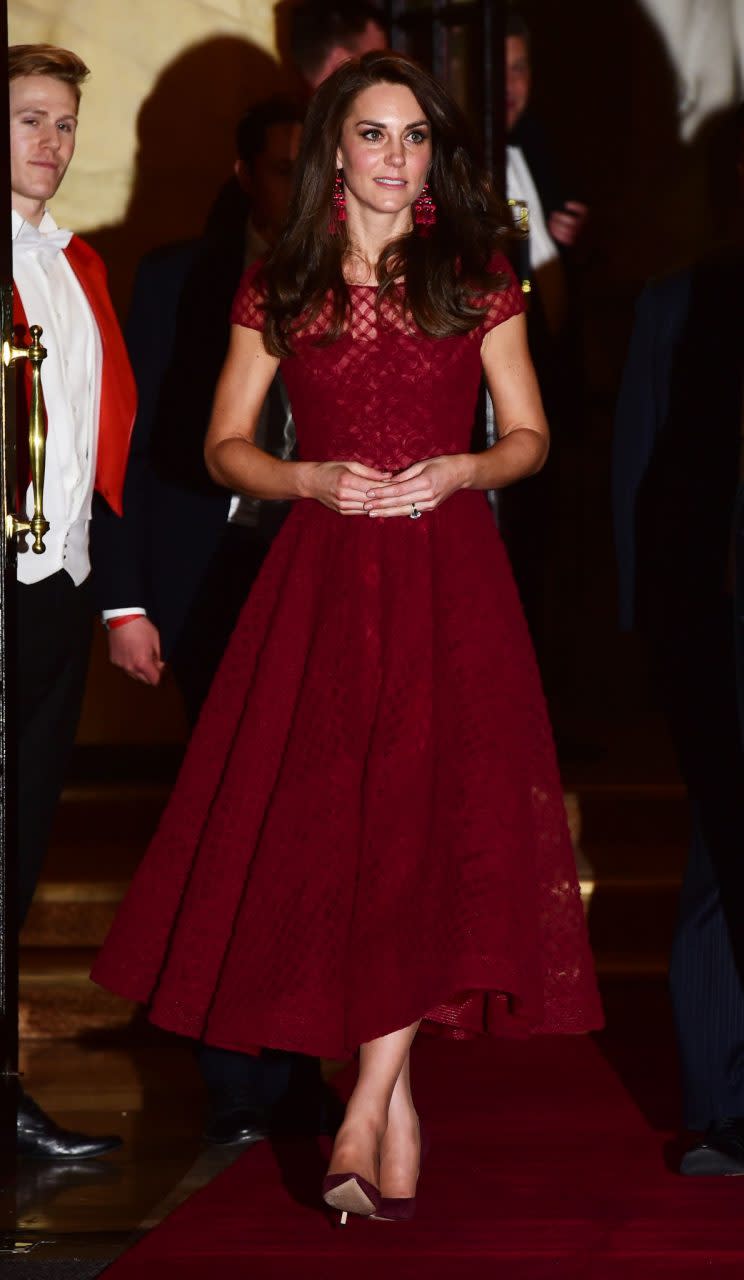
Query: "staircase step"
595 952 668 977
578 784 688 876
585 876 680 957
46 784 168 850
17 780 689 1035
19 949 134 1040
21 785 165 948
21 885 127 948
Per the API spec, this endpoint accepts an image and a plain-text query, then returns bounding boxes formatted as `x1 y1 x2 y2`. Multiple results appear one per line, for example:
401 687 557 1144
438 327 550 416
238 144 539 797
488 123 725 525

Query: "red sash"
13 234 136 516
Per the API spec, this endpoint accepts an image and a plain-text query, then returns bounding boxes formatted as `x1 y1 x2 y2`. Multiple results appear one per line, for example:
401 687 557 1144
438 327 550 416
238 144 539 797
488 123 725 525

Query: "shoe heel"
322 1172 381 1221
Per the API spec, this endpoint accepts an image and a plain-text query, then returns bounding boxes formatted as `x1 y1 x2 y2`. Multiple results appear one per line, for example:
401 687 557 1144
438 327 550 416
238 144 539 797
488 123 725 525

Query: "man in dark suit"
92 99 337 1148
287 1 385 91
613 105 744 1172
93 99 301 721
505 10 589 260
500 10 589 673
736 480 744 743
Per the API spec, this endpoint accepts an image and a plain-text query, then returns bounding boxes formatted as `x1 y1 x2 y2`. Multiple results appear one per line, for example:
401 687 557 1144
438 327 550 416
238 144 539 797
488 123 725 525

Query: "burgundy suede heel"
371 1125 429 1223
371 1193 418 1222
322 1172 381 1225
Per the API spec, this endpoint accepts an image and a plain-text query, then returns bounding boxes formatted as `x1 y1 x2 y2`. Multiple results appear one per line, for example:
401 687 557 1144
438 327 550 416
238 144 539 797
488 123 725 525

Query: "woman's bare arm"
205 325 312 500
204 325 391 511
363 311 549 517
469 310 549 489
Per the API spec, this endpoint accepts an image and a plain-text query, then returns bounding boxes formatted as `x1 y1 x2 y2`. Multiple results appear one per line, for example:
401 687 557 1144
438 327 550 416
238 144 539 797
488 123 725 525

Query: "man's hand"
548 200 588 247
108 617 165 686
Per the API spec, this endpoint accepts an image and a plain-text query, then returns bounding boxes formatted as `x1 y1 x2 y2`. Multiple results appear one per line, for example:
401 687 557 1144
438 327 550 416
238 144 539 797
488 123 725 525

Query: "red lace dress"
92 257 602 1059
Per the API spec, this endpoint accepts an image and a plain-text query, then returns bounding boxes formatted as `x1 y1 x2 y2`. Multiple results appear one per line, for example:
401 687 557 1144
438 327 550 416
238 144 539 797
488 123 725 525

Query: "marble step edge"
59 783 171 802
19 951 133 1041
580 873 682 899
17 948 671 1040
24 871 684 908
54 781 687 801
20 948 108 982
18 947 671 987
26 881 130 904
19 875 684 949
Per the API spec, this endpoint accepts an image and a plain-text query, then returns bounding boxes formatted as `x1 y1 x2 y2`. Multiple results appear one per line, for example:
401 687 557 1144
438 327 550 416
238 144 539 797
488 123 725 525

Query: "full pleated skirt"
92 491 602 1058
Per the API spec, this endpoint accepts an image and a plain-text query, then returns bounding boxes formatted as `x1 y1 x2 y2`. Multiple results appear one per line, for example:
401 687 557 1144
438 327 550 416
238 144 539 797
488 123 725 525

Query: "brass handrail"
507 198 532 294
3 325 48 554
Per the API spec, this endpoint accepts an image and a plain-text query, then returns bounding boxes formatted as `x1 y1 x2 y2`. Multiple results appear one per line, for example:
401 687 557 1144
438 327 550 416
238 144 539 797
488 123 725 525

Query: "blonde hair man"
9 44 135 1160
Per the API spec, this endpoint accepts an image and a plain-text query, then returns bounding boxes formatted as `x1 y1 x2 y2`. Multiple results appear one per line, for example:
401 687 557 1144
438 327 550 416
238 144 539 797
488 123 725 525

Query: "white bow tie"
13 224 73 260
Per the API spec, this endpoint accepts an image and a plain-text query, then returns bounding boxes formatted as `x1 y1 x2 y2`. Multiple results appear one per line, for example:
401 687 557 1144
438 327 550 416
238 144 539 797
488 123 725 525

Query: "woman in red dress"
93 52 601 1223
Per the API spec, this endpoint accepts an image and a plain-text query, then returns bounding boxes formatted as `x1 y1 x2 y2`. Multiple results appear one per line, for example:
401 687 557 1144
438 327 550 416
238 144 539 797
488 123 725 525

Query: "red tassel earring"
413 182 437 233
330 168 346 234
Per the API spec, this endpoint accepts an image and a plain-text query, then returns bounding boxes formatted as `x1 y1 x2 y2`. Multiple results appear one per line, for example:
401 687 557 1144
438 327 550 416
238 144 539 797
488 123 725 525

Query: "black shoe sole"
17 1142 122 1162
680 1147 744 1176
202 1128 267 1147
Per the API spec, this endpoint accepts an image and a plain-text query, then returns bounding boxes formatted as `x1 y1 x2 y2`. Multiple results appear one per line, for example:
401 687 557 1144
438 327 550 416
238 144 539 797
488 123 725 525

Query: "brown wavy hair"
261 51 517 357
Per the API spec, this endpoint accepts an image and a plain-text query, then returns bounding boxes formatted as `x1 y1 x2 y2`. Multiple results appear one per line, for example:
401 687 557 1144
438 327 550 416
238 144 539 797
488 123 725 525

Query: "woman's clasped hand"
364 454 472 517
304 454 471 517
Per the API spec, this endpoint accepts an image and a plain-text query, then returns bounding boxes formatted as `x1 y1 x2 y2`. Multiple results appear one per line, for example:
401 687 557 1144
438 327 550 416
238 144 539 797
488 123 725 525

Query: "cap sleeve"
480 252 526 333
230 259 268 332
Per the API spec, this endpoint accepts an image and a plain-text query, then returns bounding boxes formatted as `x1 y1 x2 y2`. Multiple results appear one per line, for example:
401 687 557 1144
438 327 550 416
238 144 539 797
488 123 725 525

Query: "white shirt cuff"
101 607 147 621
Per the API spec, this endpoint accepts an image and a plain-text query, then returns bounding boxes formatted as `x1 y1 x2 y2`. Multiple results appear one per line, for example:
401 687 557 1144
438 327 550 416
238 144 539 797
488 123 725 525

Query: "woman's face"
336 81 432 219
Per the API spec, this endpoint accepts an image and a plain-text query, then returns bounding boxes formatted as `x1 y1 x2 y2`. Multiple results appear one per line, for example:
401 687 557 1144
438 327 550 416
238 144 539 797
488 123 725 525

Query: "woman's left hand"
363 454 473 519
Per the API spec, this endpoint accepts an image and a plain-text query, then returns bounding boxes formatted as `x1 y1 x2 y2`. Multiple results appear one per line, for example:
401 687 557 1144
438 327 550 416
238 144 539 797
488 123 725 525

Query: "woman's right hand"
301 461 392 515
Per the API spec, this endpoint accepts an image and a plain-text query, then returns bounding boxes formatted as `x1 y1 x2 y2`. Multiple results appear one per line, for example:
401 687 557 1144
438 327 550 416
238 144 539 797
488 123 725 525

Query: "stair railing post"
0 4 21 1241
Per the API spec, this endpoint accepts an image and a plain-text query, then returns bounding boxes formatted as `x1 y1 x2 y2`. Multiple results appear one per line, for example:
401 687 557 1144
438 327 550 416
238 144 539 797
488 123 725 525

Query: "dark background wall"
509 0 739 745
77 1 739 747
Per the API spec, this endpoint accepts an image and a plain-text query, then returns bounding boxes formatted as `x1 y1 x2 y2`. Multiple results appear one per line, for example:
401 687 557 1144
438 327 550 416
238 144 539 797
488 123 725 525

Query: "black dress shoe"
202 1105 269 1146
680 1117 744 1175
17 1092 122 1161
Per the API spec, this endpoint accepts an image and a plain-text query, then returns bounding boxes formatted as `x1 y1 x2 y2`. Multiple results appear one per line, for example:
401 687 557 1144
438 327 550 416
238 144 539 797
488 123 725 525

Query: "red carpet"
102 1035 744 1278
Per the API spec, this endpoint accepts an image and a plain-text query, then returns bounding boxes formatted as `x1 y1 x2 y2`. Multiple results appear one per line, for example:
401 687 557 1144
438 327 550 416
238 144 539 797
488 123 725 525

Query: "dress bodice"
230 259 525 473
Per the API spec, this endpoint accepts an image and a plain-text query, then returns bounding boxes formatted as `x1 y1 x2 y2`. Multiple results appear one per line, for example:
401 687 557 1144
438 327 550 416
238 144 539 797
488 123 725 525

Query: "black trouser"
498 463 552 663
170 525 323 1116
648 600 744 1129
17 571 93 926
670 804 744 1129
170 524 273 728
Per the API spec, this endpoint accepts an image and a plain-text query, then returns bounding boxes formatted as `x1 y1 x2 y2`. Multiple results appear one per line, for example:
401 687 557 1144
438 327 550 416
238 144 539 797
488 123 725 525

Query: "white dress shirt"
506 145 566 335
506 145 560 276
12 209 102 587
638 0 744 142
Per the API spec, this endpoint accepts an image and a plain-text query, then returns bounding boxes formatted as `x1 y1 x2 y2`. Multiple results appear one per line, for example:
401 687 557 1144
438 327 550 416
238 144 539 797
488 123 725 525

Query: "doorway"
386 0 506 181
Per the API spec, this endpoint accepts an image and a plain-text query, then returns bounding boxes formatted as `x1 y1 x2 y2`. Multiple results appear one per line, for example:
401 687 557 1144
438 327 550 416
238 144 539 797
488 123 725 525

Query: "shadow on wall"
85 35 292 318
77 34 291 747
527 0 739 291
499 0 682 730
499 0 744 735
522 0 681 293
